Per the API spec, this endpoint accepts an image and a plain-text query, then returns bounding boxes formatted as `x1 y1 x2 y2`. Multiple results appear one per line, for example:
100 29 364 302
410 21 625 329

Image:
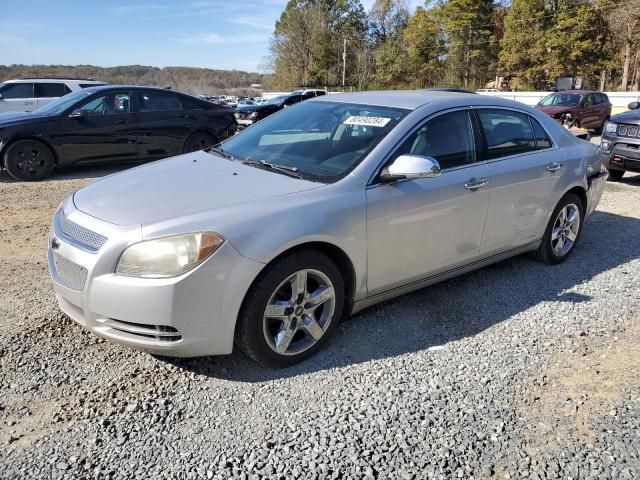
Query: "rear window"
531 118 553 150
139 92 182 112
477 109 536 159
35 83 67 98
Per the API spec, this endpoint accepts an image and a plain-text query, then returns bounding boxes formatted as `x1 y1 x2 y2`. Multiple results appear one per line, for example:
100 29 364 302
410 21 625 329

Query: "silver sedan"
48 90 608 367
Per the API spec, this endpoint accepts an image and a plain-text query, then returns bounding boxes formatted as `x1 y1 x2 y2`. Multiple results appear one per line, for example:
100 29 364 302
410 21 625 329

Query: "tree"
442 0 497 89
369 0 410 44
604 0 640 90
404 6 447 87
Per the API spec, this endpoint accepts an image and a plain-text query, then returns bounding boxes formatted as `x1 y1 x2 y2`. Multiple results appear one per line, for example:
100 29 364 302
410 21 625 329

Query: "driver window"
80 93 131 116
390 110 475 169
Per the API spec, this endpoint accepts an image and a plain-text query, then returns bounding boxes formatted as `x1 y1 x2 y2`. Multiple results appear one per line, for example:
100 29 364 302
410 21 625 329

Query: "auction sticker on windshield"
344 116 391 127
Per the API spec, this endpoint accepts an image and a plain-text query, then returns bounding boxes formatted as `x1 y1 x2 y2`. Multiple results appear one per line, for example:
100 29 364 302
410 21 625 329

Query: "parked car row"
234 89 327 129
0 85 236 180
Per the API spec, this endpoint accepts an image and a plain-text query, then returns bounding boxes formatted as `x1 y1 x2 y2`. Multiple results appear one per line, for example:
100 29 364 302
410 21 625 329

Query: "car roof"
81 85 193 95
313 90 504 110
4 78 105 83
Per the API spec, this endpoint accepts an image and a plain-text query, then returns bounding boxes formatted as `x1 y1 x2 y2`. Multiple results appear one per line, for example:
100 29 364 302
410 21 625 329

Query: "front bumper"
600 137 640 172
48 203 264 357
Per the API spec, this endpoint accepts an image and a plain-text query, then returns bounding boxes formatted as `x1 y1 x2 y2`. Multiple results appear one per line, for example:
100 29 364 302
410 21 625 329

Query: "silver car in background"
48 91 608 367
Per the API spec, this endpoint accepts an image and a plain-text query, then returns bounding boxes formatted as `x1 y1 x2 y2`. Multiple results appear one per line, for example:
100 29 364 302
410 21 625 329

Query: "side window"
391 110 475 169
477 109 535 159
138 92 182 112
0 83 34 99
315 90 326 96
35 83 67 98
584 94 595 107
64 84 72 94
530 118 552 150
79 93 131 116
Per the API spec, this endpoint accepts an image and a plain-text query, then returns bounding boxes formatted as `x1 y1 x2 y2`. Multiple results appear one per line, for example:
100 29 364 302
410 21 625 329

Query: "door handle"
464 178 489 191
546 162 562 172
114 119 126 125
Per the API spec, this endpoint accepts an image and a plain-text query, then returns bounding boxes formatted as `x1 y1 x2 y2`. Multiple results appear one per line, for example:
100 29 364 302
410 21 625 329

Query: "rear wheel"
4 139 55 181
236 250 345 368
183 132 217 153
608 169 624 181
535 193 584 265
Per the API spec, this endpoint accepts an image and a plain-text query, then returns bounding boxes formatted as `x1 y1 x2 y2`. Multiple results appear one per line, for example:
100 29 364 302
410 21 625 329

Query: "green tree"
404 6 447 87
499 0 548 89
442 0 497 89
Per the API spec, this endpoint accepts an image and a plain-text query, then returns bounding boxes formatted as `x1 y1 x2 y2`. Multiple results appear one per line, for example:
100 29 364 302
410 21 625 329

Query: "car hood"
73 150 324 226
0 111 52 127
535 105 573 116
611 110 640 125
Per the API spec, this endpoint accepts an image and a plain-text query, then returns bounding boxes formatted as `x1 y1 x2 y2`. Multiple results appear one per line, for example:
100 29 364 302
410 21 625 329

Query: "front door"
474 109 565 254
366 110 491 294
59 92 138 164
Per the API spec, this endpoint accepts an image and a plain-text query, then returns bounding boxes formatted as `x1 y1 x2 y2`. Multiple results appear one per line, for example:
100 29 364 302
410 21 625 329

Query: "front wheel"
535 193 584 265
236 250 345 368
4 139 55 181
183 132 217 153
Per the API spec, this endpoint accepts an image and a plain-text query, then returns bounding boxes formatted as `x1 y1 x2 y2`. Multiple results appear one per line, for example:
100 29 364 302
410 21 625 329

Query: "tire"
608 169 624 181
4 139 55 181
183 132 217 153
535 192 584 265
236 250 345 368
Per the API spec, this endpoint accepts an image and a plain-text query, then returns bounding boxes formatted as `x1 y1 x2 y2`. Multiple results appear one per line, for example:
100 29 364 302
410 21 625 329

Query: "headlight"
604 121 618 135
116 232 224 278
233 112 240 119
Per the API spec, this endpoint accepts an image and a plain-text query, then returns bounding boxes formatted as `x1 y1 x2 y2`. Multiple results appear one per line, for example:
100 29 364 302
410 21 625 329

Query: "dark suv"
535 90 612 132
600 101 640 181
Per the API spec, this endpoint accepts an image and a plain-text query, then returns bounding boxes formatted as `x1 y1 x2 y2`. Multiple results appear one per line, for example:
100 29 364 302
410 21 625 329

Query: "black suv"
601 101 640 181
0 85 236 180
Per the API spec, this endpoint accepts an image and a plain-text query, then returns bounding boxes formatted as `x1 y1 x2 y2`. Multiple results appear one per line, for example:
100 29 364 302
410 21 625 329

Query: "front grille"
617 124 640 139
97 318 182 343
56 210 107 252
52 251 88 290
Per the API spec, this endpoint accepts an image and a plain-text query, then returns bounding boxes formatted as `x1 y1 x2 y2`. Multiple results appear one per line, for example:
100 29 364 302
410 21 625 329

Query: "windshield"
35 90 92 115
219 101 408 183
538 93 582 107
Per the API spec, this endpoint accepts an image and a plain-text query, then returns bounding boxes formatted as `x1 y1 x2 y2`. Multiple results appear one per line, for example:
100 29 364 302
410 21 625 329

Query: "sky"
0 0 425 72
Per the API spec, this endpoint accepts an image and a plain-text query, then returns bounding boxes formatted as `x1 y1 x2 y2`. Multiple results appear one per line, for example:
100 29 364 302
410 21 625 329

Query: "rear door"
0 83 35 112
133 90 195 158
36 82 70 109
581 93 599 129
475 108 564 254
58 91 138 164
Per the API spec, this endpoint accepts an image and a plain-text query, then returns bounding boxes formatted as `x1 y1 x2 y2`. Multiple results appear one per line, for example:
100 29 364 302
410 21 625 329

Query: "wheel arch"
240 241 357 320
1 135 60 168
566 185 587 211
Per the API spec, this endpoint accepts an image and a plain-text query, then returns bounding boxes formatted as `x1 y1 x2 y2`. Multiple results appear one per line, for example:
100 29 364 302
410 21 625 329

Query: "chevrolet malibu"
48 91 607 367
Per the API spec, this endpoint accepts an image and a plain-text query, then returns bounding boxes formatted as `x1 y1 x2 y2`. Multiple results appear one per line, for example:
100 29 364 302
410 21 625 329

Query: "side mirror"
380 154 441 182
628 102 640 110
69 108 86 119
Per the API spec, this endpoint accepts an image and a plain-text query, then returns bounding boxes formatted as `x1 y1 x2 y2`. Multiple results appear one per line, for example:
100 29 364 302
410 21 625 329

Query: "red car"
535 90 612 133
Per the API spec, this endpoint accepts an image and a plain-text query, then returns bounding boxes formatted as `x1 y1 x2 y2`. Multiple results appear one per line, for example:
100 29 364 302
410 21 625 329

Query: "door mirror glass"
381 154 441 182
69 108 86 119
628 101 640 110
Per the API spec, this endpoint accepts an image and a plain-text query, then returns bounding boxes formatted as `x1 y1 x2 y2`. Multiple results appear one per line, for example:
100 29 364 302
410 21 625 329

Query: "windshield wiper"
206 146 238 161
242 159 303 179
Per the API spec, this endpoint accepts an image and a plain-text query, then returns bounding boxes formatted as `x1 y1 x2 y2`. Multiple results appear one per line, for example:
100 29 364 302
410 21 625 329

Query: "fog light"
600 140 612 153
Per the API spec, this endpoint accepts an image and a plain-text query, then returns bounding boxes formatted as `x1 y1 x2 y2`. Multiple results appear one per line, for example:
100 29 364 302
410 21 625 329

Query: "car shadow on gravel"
169 208 640 382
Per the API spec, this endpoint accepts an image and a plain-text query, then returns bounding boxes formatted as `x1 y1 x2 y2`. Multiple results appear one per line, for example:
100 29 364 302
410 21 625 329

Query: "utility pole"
342 38 346 88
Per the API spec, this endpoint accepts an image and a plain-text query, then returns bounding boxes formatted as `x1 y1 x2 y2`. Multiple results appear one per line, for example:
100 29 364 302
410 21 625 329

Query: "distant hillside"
0 65 271 96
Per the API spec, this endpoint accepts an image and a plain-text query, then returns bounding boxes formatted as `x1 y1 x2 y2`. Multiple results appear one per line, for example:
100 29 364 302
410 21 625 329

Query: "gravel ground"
0 165 639 480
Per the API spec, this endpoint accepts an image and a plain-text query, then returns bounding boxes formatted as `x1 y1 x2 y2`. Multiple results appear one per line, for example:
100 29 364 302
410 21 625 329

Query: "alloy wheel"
262 269 336 356
551 203 580 256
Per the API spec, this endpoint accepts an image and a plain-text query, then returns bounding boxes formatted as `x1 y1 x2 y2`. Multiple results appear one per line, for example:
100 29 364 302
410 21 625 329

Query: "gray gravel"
1 168 639 479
